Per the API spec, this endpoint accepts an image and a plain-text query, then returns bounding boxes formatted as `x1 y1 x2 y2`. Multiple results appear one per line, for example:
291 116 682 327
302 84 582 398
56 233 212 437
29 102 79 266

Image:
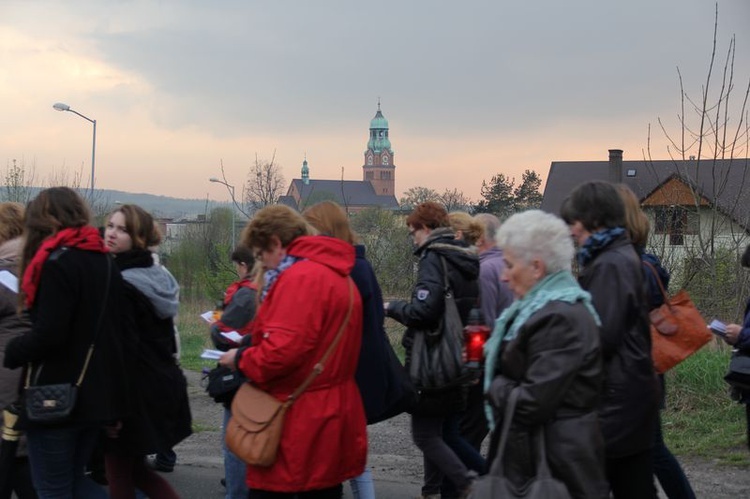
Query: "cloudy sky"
1 0 749 204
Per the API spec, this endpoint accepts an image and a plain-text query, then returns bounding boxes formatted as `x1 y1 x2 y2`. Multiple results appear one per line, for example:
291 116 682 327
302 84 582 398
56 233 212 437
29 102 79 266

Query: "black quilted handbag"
25 382 78 423
25 256 111 424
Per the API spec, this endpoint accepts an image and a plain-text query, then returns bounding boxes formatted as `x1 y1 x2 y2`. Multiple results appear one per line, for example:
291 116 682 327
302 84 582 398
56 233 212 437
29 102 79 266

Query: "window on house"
365 171 374 180
653 206 699 245
380 171 391 180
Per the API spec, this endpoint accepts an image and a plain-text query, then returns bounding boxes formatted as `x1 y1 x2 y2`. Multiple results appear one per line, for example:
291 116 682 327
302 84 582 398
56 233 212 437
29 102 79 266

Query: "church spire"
301 154 309 185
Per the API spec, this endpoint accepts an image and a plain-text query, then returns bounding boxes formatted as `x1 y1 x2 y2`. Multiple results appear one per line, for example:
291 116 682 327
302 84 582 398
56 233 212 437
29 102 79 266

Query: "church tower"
301 156 310 185
362 101 395 197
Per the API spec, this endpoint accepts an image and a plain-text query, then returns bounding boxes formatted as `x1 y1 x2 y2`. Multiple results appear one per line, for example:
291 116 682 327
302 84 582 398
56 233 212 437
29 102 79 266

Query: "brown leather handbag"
644 262 711 374
226 279 354 467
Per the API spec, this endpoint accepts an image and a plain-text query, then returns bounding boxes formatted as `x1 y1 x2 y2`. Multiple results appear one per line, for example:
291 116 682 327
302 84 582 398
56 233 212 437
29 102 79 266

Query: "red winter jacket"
238 235 366 492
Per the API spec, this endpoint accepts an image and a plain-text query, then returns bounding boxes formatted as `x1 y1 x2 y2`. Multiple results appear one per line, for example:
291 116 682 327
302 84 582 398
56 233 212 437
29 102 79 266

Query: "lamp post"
209 177 236 245
53 102 97 198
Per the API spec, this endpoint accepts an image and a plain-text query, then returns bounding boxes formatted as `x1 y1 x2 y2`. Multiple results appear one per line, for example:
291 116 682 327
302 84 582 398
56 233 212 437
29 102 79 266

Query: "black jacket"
486 301 608 499
386 228 480 415
4 248 130 427
578 233 659 458
110 249 192 455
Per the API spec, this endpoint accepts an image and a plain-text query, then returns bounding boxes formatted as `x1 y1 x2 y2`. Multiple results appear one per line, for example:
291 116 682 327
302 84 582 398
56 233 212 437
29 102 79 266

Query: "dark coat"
577 233 659 458
4 248 130 428
351 244 407 424
386 228 480 415
486 300 608 499
110 251 192 455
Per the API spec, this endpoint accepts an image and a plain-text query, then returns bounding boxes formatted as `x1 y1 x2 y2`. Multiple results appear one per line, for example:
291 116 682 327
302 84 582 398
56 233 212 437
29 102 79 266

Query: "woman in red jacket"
219 205 366 499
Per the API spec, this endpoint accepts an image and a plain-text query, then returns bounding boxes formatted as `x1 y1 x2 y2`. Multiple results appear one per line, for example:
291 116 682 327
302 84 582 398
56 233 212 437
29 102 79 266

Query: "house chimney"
608 149 623 184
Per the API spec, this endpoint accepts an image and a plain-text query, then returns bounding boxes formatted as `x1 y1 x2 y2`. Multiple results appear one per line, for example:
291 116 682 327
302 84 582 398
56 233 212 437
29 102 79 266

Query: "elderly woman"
484 209 608 499
219 205 366 499
561 180 659 498
385 201 482 499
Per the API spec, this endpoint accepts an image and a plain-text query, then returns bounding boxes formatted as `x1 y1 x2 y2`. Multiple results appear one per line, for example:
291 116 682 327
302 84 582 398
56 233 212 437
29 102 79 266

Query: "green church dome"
370 109 389 130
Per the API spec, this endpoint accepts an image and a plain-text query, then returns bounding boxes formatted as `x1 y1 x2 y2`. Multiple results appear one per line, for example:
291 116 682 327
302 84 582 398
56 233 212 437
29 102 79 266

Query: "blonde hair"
449 211 483 246
302 201 357 244
615 184 650 248
0 202 24 245
243 205 315 251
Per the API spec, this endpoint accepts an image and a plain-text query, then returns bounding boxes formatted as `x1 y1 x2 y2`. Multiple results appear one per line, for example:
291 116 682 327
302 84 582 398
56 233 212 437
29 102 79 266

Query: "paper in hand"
200 310 216 323
708 319 727 337
200 349 224 360
220 331 243 343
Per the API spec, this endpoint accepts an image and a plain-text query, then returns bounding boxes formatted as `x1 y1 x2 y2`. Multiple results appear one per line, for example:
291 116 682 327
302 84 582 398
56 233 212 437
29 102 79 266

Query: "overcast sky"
1 0 748 204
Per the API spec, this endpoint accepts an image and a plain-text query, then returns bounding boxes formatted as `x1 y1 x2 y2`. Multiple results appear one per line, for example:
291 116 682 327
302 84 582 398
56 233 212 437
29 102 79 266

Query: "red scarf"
22 226 108 308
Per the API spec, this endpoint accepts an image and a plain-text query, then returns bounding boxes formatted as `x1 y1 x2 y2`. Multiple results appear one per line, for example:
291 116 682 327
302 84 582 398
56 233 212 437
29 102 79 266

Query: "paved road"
164 370 423 499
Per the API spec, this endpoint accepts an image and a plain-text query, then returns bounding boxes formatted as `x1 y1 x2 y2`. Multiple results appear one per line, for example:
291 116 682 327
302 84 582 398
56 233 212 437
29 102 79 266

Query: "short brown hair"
615 184 650 247
243 205 314 251
0 202 24 245
109 204 162 250
406 202 449 230
302 201 357 244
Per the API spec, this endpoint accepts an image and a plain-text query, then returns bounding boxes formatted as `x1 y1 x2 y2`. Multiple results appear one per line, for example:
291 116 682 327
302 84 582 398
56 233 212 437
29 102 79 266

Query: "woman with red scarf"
4 187 129 498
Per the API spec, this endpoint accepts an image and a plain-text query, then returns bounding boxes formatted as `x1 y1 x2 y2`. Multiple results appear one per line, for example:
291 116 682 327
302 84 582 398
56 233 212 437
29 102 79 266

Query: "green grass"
177 299 748 465
177 299 217 372
663 343 749 465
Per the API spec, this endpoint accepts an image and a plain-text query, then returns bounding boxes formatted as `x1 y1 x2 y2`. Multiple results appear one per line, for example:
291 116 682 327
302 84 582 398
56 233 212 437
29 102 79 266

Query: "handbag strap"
488 387 520 477
642 260 671 307
284 277 355 406
26 254 112 389
488 388 556 479
439 256 452 297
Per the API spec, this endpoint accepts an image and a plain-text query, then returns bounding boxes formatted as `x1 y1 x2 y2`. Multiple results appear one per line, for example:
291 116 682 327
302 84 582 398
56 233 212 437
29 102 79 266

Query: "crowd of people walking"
0 180 748 498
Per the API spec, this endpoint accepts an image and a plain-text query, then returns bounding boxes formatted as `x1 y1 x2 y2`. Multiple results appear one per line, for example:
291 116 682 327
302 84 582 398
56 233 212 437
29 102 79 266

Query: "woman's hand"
724 324 742 345
219 348 239 370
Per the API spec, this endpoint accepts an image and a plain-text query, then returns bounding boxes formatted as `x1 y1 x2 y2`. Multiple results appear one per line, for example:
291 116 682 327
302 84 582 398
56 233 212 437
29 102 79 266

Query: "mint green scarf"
483 270 600 430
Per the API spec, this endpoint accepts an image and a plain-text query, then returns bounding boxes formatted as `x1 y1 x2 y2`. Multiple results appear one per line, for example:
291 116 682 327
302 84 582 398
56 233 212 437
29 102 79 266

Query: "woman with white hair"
484 210 608 499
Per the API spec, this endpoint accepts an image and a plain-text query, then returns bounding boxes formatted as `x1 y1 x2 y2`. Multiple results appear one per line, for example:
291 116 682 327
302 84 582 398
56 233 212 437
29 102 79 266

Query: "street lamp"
53 102 96 198
209 177 236 245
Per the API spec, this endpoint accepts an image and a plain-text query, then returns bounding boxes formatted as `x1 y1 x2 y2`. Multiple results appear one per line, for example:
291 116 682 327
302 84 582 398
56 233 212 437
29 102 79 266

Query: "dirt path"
177 369 750 498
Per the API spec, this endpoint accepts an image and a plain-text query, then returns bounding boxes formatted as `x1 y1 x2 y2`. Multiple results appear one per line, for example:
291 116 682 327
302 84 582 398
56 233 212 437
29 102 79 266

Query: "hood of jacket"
416 227 479 282
0 237 22 264
286 235 355 277
121 264 180 319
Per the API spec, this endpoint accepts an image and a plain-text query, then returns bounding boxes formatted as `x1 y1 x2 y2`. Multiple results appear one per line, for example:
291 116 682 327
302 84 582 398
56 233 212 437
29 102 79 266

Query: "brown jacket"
486 300 609 499
0 238 29 455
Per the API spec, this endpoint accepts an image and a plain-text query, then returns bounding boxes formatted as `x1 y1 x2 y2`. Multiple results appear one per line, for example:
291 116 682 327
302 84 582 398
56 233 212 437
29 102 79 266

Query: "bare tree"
244 152 286 213
439 188 472 212
2 158 35 203
399 186 440 209
645 3 750 320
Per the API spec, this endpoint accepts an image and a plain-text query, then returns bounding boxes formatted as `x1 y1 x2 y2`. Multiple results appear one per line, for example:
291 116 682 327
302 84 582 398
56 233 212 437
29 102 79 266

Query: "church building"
278 103 400 213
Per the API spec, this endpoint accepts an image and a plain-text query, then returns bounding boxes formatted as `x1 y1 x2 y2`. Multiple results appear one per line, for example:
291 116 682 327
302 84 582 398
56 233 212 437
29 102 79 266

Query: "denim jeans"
223 407 249 499
26 424 108 499
348 468 375 499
